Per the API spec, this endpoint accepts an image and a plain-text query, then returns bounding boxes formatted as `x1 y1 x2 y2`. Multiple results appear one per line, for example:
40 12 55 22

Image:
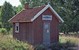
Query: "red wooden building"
9 3 64 46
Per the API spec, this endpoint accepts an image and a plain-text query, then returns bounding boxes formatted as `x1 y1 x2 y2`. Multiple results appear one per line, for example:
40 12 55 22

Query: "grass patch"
0 34 30 50
35 35 79 50
59 35 79 45
0 33 79 50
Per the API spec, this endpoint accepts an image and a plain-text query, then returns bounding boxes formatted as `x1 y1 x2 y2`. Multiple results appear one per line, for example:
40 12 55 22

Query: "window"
15 23 19 33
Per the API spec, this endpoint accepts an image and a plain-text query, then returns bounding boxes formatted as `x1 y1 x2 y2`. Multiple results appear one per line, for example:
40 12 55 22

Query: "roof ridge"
33 5 46 9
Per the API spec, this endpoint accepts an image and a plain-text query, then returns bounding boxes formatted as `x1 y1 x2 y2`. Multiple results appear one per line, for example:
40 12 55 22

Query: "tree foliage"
0 7 1 15
0 1 15 32
20 0 50 8
14 5 22 13
59 0 79 33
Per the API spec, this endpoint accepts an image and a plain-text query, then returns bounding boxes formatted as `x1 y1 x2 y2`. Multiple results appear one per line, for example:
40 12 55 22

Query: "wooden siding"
13 22 34 44
13 8 59 45
33 8 59 45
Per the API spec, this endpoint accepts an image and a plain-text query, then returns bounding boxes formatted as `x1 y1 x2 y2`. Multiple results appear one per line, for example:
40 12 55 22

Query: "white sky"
0 0 21 7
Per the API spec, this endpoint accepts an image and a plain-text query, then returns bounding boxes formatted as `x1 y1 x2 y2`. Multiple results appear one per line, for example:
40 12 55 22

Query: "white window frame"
15 23 19 33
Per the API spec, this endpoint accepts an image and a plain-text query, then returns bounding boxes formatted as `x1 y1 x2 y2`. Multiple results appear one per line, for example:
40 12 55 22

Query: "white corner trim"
31 4 64 23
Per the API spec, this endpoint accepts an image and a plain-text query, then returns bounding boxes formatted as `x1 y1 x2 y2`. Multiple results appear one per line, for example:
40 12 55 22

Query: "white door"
43 22 50 46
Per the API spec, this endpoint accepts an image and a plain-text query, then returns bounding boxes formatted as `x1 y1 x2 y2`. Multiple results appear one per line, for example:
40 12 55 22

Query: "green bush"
34 41 77 50
0 28 7 35
0 22 2 28
34 45 46 50
50 41 77 50
0 38 29 50
9 28 13 34
50 43 60 50
0 30 30 50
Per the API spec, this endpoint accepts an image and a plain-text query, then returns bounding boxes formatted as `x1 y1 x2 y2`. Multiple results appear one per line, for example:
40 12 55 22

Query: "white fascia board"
48 4 64 23
31 4 64 23
31 5 49 21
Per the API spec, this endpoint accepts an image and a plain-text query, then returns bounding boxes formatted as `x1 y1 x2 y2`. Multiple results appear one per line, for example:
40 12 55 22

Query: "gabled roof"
9 4 64 23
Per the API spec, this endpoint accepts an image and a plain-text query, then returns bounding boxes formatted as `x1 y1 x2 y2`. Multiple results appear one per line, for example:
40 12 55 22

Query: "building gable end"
31 4 64 23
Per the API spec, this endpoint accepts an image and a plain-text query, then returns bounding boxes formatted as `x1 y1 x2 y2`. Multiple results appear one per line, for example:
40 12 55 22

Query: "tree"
14 5 22 13
0 6 2 28
72 0 79 33
1 1 15 32
19 0 51 8
0 6 2 21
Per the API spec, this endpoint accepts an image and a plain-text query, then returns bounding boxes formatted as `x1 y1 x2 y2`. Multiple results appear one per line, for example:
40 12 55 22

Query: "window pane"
15 23 19 33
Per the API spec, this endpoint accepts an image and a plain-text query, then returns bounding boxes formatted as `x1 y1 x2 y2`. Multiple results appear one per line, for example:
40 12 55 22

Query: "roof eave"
8 9 25 22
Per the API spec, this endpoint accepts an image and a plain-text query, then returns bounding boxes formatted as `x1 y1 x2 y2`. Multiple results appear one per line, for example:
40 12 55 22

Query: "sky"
0 0 21 7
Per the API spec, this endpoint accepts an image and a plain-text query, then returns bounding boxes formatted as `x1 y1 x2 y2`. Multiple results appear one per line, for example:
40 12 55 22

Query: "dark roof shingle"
10 5 45 22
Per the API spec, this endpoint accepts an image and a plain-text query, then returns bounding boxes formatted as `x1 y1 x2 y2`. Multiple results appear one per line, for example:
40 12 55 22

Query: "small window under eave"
15 23 19 33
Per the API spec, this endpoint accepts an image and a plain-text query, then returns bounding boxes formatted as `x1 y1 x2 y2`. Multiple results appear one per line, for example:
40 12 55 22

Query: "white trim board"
31 4 64 23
